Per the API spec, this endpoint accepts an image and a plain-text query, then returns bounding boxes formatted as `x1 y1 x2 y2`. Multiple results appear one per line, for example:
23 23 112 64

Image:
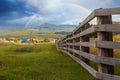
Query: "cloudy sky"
0 0 120 27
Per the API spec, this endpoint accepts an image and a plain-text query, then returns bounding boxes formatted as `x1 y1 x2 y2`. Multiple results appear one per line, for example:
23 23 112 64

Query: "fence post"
55 40 59 51
72 33 75 56
80 24 90 64
97 15 114 77
74 29 81 57
68 35 73 54
74 37 80 56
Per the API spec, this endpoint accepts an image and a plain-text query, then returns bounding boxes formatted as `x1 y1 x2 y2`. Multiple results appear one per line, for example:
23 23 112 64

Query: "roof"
8 37 17 40
48 38 55 41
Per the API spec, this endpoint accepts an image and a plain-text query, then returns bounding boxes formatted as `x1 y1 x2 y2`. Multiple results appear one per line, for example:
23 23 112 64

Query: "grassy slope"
0 31 65 39
0 43 95 80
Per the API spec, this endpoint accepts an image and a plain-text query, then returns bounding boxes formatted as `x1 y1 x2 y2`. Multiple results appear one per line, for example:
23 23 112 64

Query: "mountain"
33 23 77 32
0 23 77 34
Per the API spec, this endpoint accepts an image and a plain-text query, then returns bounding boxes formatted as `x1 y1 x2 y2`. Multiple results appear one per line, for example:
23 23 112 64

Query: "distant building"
48 38 55 42
22 38 27 43
32 38 44 43
7 37 17 42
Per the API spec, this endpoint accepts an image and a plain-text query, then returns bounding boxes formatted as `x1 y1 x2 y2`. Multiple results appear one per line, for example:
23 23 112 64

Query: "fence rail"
55 8 120 80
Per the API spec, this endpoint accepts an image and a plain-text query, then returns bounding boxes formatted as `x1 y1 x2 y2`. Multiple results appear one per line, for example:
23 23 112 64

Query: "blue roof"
22 38 27 43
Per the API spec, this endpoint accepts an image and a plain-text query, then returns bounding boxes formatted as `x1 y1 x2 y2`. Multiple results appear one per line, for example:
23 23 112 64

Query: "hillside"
31 23 77 32
0 31 65 39
0 23 76 34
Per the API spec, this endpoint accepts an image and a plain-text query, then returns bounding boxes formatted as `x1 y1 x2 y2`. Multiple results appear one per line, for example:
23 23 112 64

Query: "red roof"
48 38 55 41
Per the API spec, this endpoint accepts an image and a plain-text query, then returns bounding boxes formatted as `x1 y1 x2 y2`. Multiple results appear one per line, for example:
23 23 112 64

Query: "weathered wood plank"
96 41 120 49
95 8 120 16
73 11 95 33
65 27 95 41
96 72 120 80
95 24 120 32
74 42 95 47
63 41 120 49
97 56 120 67
63 42 95 47
80 27 94 37
64 48 120 66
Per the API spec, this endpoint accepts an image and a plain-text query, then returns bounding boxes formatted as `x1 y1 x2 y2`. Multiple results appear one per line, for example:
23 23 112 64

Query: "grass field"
0 42 95 80
0 34 120 80
0 30 65 39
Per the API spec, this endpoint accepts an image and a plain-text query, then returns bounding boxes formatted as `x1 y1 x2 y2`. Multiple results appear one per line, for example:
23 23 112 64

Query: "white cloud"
24 0 114 27
112 15 120 22
27 0 40 8
45 0 62 10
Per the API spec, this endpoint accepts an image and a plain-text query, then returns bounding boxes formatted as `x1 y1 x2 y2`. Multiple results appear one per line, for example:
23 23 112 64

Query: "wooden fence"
55 8 120 80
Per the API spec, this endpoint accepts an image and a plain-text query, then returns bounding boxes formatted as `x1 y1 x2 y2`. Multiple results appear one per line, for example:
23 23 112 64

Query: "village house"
7 37 17 42
47 37 55 42
32 38 45 43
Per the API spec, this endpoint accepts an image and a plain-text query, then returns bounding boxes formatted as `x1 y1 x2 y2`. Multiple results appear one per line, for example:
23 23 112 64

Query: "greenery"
0 35 120 80
0 31 65 39
0 42 95 80
54 31 69 35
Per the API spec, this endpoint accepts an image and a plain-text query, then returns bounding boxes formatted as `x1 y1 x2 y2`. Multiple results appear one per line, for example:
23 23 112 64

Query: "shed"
22 38 27 43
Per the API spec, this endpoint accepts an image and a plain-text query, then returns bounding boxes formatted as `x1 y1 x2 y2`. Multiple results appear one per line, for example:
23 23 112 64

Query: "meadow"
0 42 95 80
0 35 120 80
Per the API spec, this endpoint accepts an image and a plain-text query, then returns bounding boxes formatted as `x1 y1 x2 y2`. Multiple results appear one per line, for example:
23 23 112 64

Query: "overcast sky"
0 0 120 27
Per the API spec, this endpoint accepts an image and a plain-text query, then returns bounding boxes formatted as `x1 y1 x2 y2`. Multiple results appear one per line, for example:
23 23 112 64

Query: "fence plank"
65 27 95 41
64 47 120 66
95 8 120 16
63 42 95 47
96 72 120 80
95 24 120 32
63 41 120 49
73 11 95 33
96 41 120 49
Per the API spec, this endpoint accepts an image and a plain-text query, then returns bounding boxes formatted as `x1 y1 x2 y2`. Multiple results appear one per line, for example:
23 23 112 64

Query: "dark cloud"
0 0 39 27
0 0 38 20
0 0 119 27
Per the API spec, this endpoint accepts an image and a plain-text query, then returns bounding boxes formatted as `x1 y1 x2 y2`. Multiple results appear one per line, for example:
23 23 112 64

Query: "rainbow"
25 3 91 28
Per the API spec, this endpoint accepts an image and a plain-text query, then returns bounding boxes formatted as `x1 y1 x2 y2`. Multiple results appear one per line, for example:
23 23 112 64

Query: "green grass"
0 31 65 39
0 42 95 80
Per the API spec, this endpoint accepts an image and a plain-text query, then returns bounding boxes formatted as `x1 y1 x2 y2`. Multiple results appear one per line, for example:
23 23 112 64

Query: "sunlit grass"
0 42 95 80
0 34 120 80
